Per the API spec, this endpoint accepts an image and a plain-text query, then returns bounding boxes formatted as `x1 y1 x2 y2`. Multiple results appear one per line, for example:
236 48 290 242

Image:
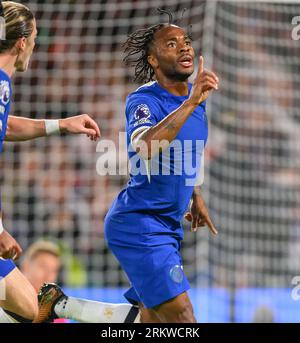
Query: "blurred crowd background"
0 0 300 322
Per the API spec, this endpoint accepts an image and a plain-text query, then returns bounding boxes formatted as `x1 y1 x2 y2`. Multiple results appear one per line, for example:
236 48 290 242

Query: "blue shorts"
104 213 190 309
0 258 16 278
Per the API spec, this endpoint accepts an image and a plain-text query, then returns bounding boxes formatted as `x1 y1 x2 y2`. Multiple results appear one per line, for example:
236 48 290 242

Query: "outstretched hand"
188 56 219 106
59 114 101 141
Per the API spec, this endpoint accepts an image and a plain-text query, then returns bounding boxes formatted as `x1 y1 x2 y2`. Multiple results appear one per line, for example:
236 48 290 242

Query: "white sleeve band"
130 126 151 146
0 217 4 235
44 120 61 136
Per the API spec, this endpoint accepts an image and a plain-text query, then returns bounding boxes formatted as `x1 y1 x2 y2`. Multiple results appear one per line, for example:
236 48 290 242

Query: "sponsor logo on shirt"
133 104 152 127
134 104 151 120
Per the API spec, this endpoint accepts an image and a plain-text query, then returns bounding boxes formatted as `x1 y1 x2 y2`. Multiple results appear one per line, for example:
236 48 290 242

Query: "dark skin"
133 25 219 159
133 24 218 235
186 186 218 235
131 25 219 323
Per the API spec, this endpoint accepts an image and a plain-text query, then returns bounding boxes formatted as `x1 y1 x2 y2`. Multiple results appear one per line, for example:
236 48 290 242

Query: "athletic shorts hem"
0 258 16 278
124 285 191 309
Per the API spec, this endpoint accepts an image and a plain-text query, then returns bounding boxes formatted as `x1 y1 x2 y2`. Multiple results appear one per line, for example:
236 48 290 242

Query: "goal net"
201 0 300 322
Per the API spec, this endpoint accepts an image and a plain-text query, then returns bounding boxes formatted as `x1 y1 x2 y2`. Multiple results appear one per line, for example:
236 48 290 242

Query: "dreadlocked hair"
123 23 166 84
123 8 189 84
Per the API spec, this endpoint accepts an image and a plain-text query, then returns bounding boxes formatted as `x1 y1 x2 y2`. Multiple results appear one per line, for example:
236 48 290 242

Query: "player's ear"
148 54 158 70
15 37 27 52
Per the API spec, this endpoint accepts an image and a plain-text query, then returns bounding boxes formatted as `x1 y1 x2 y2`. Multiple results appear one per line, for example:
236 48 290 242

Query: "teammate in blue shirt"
0 1 100 323
104 11 219 322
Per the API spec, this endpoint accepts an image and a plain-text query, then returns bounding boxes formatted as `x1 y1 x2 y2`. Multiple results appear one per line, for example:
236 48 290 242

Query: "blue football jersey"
0 68 12 153
106 81 208 235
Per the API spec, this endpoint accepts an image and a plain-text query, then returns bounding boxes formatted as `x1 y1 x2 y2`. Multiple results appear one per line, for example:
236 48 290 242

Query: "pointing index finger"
206 217 219 236
197 56 204 76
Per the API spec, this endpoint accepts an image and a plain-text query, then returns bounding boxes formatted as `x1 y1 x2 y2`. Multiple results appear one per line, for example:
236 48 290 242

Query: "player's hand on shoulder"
59 114 101 141
188 56 219 106
0 230 22 260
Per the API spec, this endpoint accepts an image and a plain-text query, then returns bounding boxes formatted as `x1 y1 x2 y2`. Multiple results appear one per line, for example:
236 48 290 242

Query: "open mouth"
178 55 193 68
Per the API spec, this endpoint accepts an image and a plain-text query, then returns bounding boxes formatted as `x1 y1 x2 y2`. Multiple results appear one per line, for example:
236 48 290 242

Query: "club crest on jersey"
0 80 10 106
169 265 184 284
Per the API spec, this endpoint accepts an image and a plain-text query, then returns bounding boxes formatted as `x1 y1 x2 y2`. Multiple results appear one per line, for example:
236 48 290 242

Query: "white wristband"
45 120 61 136
0 217 4 235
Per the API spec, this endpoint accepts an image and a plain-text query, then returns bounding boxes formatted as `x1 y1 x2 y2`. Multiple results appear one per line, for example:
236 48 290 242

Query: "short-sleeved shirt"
105 81 208 240
0 69 12 212
0 68 12 153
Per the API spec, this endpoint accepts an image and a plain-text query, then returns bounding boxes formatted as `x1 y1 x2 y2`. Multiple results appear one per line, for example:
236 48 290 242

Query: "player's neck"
0 53 17 78
156 75 189 96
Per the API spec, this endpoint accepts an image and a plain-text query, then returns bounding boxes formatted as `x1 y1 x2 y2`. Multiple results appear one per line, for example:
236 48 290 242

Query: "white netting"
205 0 300 286
191 1 300 322
1 0 300 322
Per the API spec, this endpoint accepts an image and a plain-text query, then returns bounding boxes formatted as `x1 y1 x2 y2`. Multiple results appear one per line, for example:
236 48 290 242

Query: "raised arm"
132 56 218 160
5 114 101 142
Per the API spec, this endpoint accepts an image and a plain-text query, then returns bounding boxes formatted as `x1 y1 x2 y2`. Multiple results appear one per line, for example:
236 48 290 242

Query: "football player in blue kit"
0 1 100 323
104 10 219 323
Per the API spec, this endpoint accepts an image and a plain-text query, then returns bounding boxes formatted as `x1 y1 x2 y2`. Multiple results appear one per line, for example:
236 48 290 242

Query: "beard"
162 64 194 82
172 71 191 82
14 53 29 72
15 64 27 72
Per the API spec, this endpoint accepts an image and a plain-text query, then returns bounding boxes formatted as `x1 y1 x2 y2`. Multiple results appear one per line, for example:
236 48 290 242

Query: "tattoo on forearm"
165 121 176 133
